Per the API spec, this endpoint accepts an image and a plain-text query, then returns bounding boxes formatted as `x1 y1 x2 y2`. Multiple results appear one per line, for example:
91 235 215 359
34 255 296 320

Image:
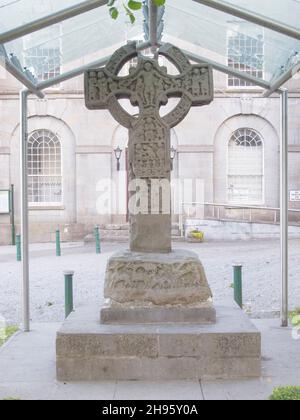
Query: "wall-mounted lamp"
170 146 177 171
114 146 123 171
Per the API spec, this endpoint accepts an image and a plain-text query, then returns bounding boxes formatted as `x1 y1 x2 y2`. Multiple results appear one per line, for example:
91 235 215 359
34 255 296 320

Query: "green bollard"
16 234 21 262
64 271 74 318
56 229 61 257
233 264 243 309
11 184 15 246
94 226 101 254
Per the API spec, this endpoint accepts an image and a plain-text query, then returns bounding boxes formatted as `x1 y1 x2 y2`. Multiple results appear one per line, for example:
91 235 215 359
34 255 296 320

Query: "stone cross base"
101 303 216 325
102 249 215 324
56 303 261 381
104 249 213 304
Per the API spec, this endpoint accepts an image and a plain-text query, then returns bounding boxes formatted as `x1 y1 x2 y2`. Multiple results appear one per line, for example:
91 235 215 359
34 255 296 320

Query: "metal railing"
179 202 300 237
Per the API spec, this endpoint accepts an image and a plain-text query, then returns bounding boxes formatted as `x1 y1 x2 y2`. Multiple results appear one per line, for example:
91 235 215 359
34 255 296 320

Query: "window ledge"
225 88 264 93
29 205 65 211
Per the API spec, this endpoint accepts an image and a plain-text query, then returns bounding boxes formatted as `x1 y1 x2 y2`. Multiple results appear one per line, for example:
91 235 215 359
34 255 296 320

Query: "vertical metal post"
56 229 61 257
10 184 15 246
20 89 30 332
233 264 243 309
64 271 74 318
149 0 158 53
280 89 289 327
94 226 101 254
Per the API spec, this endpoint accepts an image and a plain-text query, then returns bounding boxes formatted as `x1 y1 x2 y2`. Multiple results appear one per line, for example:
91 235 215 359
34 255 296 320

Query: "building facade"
0 7 300 244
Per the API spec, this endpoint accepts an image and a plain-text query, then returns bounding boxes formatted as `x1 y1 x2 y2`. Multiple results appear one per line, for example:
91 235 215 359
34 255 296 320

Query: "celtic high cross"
85 43 213 253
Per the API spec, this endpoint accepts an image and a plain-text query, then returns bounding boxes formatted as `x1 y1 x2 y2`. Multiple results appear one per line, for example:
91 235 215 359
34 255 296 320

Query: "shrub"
269 386 300 401
289 307 300 326
0 326 19 347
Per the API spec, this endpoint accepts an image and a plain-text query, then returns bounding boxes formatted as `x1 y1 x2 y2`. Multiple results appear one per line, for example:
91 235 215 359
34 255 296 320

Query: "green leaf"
109 6 119 20
108 0 165 22
154 0 166 6
123 4 136 24
127 0 142 11
128 12 136 24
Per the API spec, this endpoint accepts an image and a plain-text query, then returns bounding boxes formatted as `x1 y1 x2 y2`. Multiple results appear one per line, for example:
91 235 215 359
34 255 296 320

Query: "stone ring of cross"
85 42 214 252
85 42 214 130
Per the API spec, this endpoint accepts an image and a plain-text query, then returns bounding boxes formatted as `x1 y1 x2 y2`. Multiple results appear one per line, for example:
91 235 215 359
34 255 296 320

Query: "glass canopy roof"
4 5 143 72
164 0 300 83
224 0 300 30
0 0 83 33
0 0 299 94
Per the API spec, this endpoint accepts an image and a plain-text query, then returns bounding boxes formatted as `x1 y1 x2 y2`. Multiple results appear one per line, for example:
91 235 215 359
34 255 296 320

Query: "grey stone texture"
101 303 216 324
104 249 213 307
56 303 261 381
130 214 172 253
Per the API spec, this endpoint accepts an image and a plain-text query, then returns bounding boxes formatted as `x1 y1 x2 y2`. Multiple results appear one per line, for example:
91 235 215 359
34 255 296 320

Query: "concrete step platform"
56 303 261 381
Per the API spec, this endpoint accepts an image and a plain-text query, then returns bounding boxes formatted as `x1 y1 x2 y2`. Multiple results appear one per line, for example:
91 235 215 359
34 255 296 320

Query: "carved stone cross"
85 43 213 253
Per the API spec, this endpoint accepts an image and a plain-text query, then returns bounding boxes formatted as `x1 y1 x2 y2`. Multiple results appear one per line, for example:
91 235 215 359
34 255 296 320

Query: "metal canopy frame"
0 0 298 96
0 0 108 45
0 0 291 331
193 0 300 42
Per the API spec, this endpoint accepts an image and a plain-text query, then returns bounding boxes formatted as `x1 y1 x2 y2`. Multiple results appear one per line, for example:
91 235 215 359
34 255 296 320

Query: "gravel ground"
0 239 300 325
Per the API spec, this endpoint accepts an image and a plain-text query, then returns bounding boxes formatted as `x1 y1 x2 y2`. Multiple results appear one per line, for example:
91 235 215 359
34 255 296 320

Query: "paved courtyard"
0 317 299 400
0 239 300 325
0 239 299 400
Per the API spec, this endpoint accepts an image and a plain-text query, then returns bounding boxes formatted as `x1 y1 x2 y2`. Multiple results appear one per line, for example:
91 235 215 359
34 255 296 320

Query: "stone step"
84 222 183 244
84 232 129 244
103 224 129 231
56 303 261 381
84 231 184 244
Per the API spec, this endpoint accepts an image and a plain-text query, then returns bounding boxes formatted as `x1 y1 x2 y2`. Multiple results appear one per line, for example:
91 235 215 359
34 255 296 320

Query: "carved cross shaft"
85 43 214 253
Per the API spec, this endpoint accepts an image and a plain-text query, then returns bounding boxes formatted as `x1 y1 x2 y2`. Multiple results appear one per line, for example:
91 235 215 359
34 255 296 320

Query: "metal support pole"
20 89 30 332
233 264 243 309
149 0 158 52
280 89 289 327
64 271 74 318
10 184 15 246
263 61 300 97
94 226 101 254
56 229 61 257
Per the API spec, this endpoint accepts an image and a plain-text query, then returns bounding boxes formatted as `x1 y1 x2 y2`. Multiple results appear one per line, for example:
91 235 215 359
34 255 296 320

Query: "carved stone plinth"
101 303 216 325
56 303 261 381
102 249 215 324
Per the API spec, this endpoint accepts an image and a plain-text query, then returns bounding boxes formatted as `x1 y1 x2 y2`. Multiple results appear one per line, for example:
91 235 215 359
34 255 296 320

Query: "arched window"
28 130 62 205
228 128 264 204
